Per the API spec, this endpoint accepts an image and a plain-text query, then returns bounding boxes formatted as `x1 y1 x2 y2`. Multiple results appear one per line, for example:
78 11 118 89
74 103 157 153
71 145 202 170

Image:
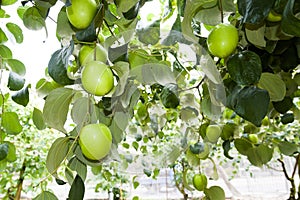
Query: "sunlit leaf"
2 112 22 135
4 141 16 162
46 137 70 177
6 22 23 43
0 44 12 58
43 88 76 133
245 25 266 48
35 78 61 98
23 6 46 31
0 143 9 161
5 58 26 76
1 0 18 6
0 28 8 43
247 144 273 167
204 185 225 200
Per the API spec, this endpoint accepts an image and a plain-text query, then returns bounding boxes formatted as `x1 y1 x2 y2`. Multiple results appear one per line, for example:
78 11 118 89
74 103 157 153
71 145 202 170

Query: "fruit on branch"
248 133 259 144
207 23 239 58
66 0 98 29
78 44 108 66
79 123 112 160
206 124 222 143
193 174 208 191
81 61 114 96
266 10 282 22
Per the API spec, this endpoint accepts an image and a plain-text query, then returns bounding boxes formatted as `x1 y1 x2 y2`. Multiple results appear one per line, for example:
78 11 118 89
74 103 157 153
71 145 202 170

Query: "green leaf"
7 71 25 91
1 0 18 6
194 5 221 26
2 112 23 135
17 6 29 20
0 9 10 18
4 141 16 162
115 0 139 13
200 54 223 84
34 0 58 8
46 137 70 176
12 84 30 107
237 0 275 24
181 0 217 42
5 58 26 76
282 0 300 37
227 51 262 85
71 97 99 126
278 141 298 156
22 6 46 31
137 20 160 45
56 7 74 40
0 44 12 58
228 86 270 126
32 107 46 130
43 88 76 133
0 143 9 161
234 138 253 155
35 78 60 98
245 25 266 48
6 22 23 43
48 44 74 85
109 112 130 144
68 157 87 181
33 191 59 200
272 96 293 114
68 175 85 200
258 73 286 101
247 144 273 167
0 28 8 43
160 83 180 108
204 186 225 200
130 63 176 85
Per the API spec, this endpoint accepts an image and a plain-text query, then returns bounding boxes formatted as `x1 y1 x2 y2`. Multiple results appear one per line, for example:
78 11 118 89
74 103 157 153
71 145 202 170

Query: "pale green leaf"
6 22 23 43
2 112 22 135
43 88 76 133
68 157 87 181
23 7 45 31
204 186 225 200
245 25 266 48
32 107 46 130
46 137 70 176
5 58 26 76
258 72 286 101
33 191 59 200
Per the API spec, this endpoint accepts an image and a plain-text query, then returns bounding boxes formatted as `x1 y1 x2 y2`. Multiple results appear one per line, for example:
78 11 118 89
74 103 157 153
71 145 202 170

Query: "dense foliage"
0 0 299 199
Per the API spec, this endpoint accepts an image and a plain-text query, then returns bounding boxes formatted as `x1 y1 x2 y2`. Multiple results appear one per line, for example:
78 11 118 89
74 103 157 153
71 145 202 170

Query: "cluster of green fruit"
66 0 114 161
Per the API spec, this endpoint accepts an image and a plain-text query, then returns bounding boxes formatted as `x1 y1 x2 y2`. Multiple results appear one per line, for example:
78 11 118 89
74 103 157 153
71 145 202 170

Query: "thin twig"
219 0 224 23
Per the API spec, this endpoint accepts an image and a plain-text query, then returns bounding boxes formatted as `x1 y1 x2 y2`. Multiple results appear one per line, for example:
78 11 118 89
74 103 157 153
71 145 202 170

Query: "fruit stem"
219 0 224 23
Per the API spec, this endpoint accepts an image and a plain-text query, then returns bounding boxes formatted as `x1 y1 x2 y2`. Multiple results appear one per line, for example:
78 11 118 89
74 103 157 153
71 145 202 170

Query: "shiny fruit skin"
81 61 114 96
79 123 112 160
66 0 98 29
79 44 108 66
207 23 239 58
248 134 259 144
206 125 222 143
193 174 208 191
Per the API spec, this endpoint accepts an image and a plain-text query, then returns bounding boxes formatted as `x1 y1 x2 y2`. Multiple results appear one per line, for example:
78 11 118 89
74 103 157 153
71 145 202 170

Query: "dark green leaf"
123 1 140 20
160 83 180 108
272 96 293 114
2 112 23 135
227 51 262 85
278 141 298 156
234 138 253 155
6 22 23 43
22 6 46 30
46 137 70 177
282 0 300 37
229 86 270 126
33 191 59 200
7 72 25 91
32 107 46 130
222 140 233 159
0 143 9 161
12 84 30 107
35 0 58 8
280 113 294 124
247 144 273 167
194 5 221 26
75 20 97 42
48 44 74 85
237 0 275 24
68 175 85 200
43 88 76 133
